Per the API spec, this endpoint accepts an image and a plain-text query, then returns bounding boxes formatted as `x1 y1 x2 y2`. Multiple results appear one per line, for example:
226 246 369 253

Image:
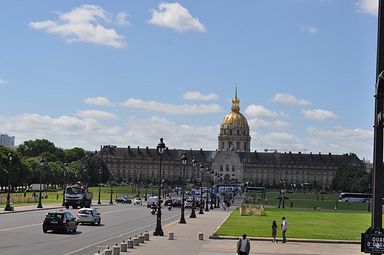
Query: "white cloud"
116 12 130 26
183 91 218 101
306 126 373 159
0 113 123 149
148 2 206 32
121 98 223 115
302 109 338 120
299 25 319 33
84 96 113 106
0 79 8 85
272 93 311 106
76 110 117 120
244 104 278 118
248 118 290 129
29 5 125 48
356 0 378 16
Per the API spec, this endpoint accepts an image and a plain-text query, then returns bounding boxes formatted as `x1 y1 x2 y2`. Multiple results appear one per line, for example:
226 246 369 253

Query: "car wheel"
73 225 77 233
65 204 69 209
97 219 101 225
43 227 48 233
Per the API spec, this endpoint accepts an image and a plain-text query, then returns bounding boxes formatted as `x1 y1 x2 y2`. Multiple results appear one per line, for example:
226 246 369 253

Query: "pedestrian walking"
236 233 250 255
271 220 278 243
281 217 288 243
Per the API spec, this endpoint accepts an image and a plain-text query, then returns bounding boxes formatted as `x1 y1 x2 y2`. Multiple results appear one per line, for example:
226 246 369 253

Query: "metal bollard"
144 231 150 241
198 232 204 240
133 237 140 246
168 232 174 240
112 245 120 255
120 241 127 252
139 234 145 243
127 238 134 249
104 247 112 255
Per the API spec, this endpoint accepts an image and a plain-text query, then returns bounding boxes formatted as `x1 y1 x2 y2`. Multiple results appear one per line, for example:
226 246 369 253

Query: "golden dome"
222 111 249 127
221 87 249 127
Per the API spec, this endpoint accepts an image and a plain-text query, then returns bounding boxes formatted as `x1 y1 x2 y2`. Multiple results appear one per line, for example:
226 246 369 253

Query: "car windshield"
66 187 83 194
78 209 92 214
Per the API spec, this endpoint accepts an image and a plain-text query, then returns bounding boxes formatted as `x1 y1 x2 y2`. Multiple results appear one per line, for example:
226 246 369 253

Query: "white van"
147 196 158 207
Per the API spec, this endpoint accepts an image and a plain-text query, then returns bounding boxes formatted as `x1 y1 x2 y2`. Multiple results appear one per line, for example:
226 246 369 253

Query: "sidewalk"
117 207 362 255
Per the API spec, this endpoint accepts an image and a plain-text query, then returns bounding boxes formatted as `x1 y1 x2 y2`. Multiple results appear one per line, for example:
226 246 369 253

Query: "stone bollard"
127 238 134 249
144 231 150 241
104 247 112 255
133 236 140 246
120 241 127 252
198 232 204 240
139 234 145 243
112 245 120 255
168 232 174 240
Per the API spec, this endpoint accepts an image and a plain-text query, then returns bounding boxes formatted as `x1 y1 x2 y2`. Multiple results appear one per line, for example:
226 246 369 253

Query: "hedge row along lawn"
214 207 371 240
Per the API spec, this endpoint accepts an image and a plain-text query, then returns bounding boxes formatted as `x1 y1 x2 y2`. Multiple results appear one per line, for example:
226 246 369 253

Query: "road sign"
362 231 384 253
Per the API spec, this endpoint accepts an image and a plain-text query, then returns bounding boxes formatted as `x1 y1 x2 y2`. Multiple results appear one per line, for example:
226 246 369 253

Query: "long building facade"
98 90 365 188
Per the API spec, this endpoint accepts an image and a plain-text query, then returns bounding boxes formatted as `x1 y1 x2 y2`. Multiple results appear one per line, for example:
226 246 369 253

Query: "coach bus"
338 192 371 203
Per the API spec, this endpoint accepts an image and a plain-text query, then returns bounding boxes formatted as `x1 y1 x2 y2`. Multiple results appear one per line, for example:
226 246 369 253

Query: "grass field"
214 207 371 240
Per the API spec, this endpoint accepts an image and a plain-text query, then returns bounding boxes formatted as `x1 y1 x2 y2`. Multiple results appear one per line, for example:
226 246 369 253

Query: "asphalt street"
0 203 180 255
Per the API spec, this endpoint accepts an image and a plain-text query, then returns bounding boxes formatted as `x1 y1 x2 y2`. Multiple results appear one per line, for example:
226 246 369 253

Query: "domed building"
98 89 365 188
218 88 251 152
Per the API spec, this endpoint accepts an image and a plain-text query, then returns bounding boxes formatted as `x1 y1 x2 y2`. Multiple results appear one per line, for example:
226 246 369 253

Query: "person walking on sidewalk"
281 217 288 243
236 233 250 255
271 220 278 243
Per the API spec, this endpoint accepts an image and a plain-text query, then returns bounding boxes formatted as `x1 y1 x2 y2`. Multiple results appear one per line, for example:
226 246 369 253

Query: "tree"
331 166 370 192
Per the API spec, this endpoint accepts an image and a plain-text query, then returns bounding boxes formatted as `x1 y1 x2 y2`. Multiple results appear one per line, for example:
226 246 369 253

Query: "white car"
76 208 101 225
133 197 142 205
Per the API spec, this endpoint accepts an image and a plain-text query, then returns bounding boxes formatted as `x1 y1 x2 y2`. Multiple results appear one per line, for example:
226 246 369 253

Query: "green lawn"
215 207 371 240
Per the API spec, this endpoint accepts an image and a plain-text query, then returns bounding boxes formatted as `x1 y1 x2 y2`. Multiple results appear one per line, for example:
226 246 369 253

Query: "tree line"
0 139 109 192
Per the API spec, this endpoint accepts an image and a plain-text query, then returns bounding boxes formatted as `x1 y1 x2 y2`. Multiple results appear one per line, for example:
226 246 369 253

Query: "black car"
43 210 77 233
115 195 132 204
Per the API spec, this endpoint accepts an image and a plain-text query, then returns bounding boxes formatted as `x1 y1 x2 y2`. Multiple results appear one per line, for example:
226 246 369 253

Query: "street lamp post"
205 167 210 212
199 163 204 214
62 162 68 206
154 138 165 236
37 158 45 208
98 168 102 205
179 152 187 224
190 157 197 218
209 169 214 210
109 170 114 205
4 153 13 211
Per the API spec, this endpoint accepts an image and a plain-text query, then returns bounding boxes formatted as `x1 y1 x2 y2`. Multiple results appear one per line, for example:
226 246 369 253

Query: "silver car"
76 208 101 225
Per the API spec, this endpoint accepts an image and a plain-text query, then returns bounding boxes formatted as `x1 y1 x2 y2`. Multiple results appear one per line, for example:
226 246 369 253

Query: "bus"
338 192 371 203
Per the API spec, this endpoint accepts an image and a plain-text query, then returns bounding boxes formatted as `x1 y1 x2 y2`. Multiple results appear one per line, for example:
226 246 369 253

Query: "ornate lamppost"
205 167 210 212
190 156 197 218
199 163 204 214
98 168 102 205
179 152 187 224
4 153 13 211
109 170 114 205
154 138 166 236
62 162 68 206
37 157 46 208
209 169 214 210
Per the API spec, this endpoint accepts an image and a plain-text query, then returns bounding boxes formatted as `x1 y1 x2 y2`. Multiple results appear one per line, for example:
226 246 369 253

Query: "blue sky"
0 0 379 161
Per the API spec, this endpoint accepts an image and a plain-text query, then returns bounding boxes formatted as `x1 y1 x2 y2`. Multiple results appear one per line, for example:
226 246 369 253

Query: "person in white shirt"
236 233 250 255
281 217 288 243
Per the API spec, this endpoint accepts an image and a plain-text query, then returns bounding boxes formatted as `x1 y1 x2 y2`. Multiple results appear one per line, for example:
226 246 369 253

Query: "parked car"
184 199 193 208
76 208 101 225
115 195 132 204
133 197 142 205
42 210 77 233
172 198 182 207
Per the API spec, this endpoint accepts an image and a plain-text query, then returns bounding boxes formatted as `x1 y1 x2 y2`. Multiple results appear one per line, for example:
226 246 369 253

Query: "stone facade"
97 90 365 187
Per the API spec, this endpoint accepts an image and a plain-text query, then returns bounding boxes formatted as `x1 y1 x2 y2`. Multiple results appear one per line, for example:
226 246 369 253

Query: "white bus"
338 192 371 203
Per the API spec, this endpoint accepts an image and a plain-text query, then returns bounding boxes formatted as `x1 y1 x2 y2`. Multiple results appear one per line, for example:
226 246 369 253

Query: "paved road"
0 203 179 255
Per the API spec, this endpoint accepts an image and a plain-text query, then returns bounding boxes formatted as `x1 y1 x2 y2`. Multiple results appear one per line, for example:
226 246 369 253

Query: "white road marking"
0 223 41 232
62 214 179 255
